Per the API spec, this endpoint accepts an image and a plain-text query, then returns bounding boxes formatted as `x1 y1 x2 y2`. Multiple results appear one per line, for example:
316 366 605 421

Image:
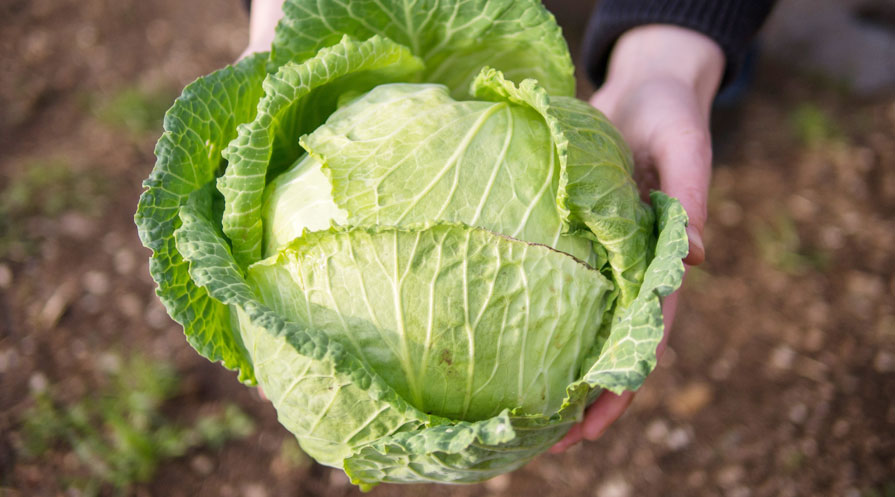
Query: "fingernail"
686 227 705 263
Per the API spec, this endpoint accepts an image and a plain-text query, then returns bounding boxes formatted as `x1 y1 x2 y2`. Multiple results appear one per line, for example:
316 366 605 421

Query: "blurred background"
0 0 893 496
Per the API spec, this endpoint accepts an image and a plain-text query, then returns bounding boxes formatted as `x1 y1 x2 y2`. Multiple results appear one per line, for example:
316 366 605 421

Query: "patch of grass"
0 158 108 260
19 353 255 496
751 213 830 275
96 86 173 135
862 482 895 497
789 103 840 147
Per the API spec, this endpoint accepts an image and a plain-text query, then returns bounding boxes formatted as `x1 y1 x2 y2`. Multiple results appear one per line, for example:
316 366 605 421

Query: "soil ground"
1 1 893 496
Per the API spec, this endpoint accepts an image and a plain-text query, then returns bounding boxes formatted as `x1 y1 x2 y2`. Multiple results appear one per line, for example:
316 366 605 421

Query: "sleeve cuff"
583 0 776 90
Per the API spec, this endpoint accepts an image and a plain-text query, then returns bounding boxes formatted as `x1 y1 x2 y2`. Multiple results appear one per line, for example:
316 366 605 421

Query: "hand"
550 24 723 453
238 0 286 60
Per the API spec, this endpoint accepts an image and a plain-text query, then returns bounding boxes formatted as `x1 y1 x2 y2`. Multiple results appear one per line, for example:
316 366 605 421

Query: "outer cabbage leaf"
247 223 614 421
580 191 688 393
272 0 575 98
472 68 654 306
134 53 268 383
219 35 424 267
299 82 595 263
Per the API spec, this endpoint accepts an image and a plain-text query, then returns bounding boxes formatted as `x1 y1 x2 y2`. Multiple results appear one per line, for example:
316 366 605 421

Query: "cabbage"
135 0 687 488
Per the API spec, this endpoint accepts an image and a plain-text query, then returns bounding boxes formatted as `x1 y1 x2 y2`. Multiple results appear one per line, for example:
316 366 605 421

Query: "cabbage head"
135 0 687 488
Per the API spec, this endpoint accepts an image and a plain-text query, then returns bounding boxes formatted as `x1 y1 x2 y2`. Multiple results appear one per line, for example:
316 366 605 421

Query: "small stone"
770 345 795 370
114 250 136 275
190 454 214 475
98 352 122 373
596 475 632 497
716 465 744 488
645 419 669 445
799 438 818 457
484 474 511 493
58 212 94 240
873 351 895 373
667 382 712 418
118 293 143 318
0 348 15 373
29 372 48 393
665 427 692 451
0 264 12 289
241 483 268 497
39 282 75 329
728 486 752 497
82 270 110 295
788 403 808 424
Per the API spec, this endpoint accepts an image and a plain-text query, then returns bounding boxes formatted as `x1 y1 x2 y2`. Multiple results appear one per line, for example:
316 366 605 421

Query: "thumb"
654 128 711 266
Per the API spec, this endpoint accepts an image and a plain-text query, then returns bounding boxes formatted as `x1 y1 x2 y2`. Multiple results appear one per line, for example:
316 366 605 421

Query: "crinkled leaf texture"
136 0 689 489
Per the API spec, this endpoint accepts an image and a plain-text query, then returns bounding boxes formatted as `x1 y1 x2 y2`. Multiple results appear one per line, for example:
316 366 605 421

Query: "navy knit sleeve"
583 0 777 88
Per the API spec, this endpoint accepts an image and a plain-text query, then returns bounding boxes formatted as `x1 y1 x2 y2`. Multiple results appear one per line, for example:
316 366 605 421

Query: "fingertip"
683 226 705 265
550 424 582 453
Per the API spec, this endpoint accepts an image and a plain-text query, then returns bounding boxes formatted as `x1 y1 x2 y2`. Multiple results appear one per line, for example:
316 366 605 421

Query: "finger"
656 282 683 359
581 390 636 440
654 127 712 266
549 423 584 453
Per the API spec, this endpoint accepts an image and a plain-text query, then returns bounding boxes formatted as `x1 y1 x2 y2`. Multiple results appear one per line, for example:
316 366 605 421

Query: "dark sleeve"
583 0 777 88
243 0 251 12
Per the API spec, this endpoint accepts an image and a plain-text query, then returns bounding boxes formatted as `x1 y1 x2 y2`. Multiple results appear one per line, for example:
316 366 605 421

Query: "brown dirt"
1 1 893 496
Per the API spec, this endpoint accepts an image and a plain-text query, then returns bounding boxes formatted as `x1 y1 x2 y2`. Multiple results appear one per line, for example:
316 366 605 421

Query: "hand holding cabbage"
136 0 687 488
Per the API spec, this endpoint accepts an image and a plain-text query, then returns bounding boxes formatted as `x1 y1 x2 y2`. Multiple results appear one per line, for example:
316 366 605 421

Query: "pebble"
716 465 745 488
241 483 268 497
727 486 752 497
190 454 215 476
82 270 110 295
0 264 11 289
118 293 143 318
645 419 669 445
58 212 94 240
873 351 895 373
0 349 15 373
788 403 808 424
114 249 136 275
39 282 74 329
770 345 796 370
596 475 632 497
667 382 712 418
29 372 48 393
665 427 692 451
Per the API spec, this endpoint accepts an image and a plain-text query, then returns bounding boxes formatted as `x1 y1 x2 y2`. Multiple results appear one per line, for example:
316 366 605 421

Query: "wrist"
246 0 285 52
602 25 724 112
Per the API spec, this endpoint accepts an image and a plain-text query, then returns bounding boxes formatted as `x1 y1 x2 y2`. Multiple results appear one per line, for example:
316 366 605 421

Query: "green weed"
751 213 830 275
96 86 173 135
789 103 840 147
0 158 107 260
19 354 255 496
